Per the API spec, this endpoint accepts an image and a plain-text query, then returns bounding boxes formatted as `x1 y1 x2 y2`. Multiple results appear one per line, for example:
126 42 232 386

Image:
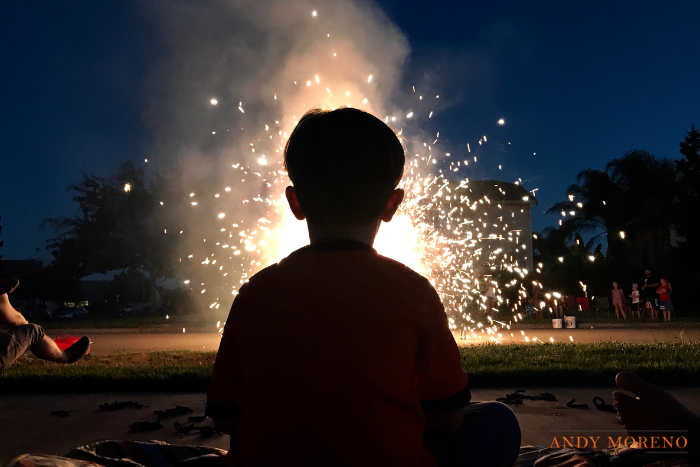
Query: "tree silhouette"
548 150 676 271
45 162 186 312
0 214 4 262
675 124 700 267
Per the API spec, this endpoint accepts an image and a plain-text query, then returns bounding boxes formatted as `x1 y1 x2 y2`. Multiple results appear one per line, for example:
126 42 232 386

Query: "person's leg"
0 324 52 368
0 324 90 368
424 402 521 467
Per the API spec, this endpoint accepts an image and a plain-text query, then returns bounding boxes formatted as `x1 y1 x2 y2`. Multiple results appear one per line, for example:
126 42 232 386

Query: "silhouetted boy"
206 108 521 466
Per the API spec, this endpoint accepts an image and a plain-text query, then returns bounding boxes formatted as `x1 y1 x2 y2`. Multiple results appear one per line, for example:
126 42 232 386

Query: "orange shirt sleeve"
415 285 470 412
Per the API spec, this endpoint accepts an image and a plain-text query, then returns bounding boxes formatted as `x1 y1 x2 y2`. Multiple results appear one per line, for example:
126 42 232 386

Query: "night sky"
2 1 699 260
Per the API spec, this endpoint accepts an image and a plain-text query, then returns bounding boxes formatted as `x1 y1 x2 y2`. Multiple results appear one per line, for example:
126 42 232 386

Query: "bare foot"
614 372 700 456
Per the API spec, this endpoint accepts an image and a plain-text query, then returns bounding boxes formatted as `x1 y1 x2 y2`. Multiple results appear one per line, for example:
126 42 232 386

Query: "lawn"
3 342 700 393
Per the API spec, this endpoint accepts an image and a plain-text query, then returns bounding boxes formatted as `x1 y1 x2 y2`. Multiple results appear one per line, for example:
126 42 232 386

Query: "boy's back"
208 240 467 466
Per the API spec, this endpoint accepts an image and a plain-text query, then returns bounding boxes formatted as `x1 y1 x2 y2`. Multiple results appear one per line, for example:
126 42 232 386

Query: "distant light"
224 187 231 192
568 194 574 201
217 213 225 219
210 98 218 105
406 112 414 118
588 255 595 262
144 159 148 163
123 183 131 192
190 193 195 197
498 118 505 125
558 257 564 263
522 196 529 201
619 231 626 239
312 10 317 17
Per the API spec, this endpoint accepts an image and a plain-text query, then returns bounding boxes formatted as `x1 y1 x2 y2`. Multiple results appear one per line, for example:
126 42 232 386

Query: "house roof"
448 179 538 205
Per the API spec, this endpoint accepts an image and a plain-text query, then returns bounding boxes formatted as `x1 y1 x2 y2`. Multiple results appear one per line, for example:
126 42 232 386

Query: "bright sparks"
123 183 131 192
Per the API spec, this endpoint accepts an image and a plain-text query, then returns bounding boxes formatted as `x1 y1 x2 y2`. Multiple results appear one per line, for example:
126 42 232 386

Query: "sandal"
65 336 91 363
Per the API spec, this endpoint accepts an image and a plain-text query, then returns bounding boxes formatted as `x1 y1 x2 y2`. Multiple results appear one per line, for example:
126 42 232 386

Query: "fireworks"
163 9 576 346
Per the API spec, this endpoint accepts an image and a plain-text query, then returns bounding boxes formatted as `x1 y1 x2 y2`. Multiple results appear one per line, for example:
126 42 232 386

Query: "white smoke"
141 0 409 173
137 0 412 304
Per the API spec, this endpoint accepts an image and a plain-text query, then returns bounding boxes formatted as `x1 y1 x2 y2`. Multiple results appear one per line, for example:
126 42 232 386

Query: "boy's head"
632 283 638 290
660 277 667 284
284 108 405 228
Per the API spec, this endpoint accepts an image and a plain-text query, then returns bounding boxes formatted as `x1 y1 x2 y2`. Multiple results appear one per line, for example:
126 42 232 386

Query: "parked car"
51 306 88 320
116 303 145 317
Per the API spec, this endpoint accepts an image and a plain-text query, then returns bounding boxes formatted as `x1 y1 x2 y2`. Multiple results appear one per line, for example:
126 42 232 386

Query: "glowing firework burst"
167 9 563 345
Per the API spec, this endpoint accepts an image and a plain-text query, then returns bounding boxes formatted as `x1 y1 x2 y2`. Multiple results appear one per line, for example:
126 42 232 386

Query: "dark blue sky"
1 1 699 259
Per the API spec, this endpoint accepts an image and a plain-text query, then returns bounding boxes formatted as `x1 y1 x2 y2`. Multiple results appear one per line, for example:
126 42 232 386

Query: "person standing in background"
629 283 642 318
656 278 674 323
641 269 660 320
612 281 627 319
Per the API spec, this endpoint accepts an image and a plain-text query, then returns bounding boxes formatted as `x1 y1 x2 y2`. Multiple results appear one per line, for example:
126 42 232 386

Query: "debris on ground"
154 405 193 421
496 390 557 405
174 421 219 438
566 398 589 409
99 401 144 411
593 396 616 412
130 421 163 433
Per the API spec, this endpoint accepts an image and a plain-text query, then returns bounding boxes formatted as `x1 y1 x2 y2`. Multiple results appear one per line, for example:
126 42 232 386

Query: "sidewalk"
3 388 700 462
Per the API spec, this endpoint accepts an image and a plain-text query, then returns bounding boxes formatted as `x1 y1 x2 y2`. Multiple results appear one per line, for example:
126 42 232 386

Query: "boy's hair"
284 108 405 227
632 283 638 287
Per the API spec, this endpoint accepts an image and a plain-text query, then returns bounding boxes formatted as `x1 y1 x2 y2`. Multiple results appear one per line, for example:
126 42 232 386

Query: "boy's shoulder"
243 248 436 297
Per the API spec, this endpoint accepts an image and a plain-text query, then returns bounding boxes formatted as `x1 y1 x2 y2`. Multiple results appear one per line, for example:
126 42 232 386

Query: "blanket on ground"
6 441 698 467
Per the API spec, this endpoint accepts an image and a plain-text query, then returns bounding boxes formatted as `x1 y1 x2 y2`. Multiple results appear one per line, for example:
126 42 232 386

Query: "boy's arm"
206 292 246 435
416 285 470 433
425 408 466 433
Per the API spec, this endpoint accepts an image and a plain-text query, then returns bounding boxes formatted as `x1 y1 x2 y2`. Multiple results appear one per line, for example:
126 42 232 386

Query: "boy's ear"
380 188 404 222
285 186 306 220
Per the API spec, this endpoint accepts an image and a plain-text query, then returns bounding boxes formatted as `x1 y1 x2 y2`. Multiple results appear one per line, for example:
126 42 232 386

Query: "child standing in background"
630 284 641 318
612 281 627 319
657 278 674 322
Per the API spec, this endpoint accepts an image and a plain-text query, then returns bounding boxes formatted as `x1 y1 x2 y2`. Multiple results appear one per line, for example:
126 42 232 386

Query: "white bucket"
564 316 577 329
552 319 563 329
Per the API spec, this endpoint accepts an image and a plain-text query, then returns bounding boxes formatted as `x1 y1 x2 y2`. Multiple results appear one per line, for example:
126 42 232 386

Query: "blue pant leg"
424 402 521 467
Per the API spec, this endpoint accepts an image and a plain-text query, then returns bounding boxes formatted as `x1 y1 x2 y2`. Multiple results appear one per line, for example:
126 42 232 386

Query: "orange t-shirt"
207 240 469 466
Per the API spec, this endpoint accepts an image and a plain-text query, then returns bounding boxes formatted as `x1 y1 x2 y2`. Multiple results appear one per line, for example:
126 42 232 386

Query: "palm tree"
548 150 677 270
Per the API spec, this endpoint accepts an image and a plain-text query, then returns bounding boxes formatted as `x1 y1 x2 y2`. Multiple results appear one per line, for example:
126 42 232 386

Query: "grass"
2 343 700 394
